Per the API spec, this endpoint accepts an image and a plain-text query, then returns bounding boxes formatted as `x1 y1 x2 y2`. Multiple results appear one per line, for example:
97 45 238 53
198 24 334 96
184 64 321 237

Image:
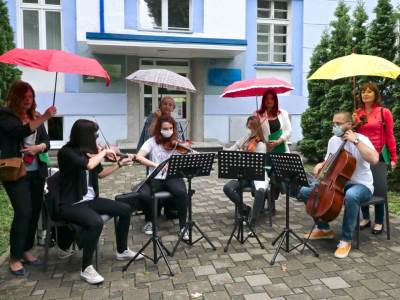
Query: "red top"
355 104 397 163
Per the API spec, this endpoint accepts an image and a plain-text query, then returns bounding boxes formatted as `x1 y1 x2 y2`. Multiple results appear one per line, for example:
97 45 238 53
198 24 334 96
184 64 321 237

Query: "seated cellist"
298 111 378 258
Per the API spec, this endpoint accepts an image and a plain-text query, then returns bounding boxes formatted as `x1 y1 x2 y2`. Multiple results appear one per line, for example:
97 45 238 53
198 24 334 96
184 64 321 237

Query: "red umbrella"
0 48 110 105
220 77 294 98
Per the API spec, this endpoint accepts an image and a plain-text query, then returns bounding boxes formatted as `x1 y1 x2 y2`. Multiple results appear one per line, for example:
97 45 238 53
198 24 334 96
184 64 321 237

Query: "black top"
57 144 103 207
268 118 281 134
0 107 50 178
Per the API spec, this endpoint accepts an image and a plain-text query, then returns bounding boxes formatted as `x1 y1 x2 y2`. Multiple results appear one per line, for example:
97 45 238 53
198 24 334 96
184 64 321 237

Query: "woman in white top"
223 116 267 230
136 115 189 239
253 90 292 205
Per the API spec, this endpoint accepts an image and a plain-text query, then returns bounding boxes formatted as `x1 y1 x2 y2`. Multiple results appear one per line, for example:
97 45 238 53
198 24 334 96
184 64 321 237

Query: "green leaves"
0 0 21 104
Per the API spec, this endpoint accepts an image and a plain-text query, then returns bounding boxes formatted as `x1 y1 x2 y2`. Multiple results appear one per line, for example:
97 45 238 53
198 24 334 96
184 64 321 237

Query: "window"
139 0 191 32
19 0 62 49
257 0 289 64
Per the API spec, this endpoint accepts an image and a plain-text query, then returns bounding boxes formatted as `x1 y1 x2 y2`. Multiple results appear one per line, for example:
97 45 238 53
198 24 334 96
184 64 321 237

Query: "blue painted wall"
193 0 204 33
245 0 257 79
63 0 79 93
124 0 137 29
291 0 303 96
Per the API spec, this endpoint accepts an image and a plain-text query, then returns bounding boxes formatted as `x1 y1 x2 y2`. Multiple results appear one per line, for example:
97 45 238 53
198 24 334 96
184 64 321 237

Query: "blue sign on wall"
208 68 241 86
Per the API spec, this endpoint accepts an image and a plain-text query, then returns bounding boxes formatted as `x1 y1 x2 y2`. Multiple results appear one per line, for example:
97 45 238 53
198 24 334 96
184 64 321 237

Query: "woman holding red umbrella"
0 80 56 276
253 90 292 211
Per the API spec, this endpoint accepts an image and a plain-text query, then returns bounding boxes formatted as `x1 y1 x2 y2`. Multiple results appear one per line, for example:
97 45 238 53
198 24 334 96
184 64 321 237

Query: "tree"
298 31 331 161
351 0 368 54
363 0 397 108
0 0 20 104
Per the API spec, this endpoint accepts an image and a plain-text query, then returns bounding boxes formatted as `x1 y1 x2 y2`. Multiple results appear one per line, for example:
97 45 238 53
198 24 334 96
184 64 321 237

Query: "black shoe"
359 220 371 230
372 224 383 235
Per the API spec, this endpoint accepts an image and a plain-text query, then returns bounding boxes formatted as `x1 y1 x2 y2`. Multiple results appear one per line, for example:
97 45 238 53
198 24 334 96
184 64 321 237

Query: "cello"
306 138 357 223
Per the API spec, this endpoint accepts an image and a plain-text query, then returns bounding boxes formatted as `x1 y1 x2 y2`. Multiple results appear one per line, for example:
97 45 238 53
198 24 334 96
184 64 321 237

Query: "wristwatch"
353 137 360 145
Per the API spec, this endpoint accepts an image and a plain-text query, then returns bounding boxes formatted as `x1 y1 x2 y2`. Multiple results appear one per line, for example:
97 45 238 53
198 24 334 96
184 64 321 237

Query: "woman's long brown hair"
5 80 37 121
154 115 177 145
247 116 265 143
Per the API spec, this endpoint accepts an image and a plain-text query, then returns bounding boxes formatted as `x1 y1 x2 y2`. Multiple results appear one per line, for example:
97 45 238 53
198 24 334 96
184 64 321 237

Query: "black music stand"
268 153 319 265
122 158 174 276
218 150 266 252
169 153 217 256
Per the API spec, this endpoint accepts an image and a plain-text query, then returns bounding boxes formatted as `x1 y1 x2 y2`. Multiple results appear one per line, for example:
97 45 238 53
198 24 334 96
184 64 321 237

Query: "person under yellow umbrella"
308 53 400 109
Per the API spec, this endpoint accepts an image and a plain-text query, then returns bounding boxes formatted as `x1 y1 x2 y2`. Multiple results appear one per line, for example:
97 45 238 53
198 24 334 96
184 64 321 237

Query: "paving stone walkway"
1 164 400 299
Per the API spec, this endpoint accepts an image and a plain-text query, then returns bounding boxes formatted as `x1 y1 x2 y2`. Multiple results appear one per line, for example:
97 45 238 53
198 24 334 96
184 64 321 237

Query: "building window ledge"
254 63 293 70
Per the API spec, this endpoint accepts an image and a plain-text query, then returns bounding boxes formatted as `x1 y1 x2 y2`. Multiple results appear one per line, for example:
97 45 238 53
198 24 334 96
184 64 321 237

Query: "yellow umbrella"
308 53 400 80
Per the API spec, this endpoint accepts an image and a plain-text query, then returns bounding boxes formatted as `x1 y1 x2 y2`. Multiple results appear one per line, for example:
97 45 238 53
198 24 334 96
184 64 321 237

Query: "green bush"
0 186 12 255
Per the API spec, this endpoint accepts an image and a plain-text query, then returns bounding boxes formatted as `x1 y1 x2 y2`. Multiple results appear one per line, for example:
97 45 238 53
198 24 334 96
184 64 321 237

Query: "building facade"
6 0 396 148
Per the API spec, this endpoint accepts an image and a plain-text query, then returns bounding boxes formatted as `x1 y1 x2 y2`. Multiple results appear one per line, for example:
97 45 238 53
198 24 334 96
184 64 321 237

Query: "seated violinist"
57 119 143 284
298 112 378 259
223 116 267 232
135 115 189 239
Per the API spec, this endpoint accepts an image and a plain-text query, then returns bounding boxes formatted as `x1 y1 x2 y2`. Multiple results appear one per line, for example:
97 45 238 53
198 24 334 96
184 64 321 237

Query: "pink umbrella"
0 48 110 105
220 77 294 98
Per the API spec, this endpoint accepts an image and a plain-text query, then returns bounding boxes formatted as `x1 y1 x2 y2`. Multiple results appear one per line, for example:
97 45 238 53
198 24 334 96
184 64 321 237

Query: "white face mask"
160 129 173 138
246 128 252 136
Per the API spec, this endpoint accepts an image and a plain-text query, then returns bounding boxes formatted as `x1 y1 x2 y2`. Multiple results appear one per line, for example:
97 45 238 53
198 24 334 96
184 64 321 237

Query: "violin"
163 139 195 154
246 136 261 152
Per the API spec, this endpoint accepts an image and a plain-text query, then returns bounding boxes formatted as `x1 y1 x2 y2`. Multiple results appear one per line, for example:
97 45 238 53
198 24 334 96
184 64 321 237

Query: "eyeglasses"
95 133 99 139
332 121 350 126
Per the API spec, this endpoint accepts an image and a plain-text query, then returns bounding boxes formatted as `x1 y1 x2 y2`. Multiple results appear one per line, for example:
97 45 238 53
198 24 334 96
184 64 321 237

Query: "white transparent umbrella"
126 68 197 93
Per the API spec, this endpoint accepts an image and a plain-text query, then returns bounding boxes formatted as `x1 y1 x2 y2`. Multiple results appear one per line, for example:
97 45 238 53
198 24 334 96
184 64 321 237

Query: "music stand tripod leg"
171 177 216 255
289 229 319 257
270 230 287 265
123 186 174 276
244 219 265 249
224 217 239 252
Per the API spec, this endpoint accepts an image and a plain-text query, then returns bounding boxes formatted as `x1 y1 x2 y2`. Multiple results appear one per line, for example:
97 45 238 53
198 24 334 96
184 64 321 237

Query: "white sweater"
253 108 292 153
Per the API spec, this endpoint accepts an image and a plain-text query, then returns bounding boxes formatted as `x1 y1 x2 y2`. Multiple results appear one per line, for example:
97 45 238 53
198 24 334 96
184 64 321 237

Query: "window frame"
17 0 63 50
137 0 193 33
256 0 291 65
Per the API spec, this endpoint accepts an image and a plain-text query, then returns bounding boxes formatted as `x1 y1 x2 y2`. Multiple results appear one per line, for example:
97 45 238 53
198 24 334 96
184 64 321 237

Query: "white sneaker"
116 248 144 261
143 222 153 235
80 265 104 284
180 228 189 241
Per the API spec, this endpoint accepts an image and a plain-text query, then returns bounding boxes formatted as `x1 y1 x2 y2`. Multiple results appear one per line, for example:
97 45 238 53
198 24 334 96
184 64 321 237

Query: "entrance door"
139 59 191 138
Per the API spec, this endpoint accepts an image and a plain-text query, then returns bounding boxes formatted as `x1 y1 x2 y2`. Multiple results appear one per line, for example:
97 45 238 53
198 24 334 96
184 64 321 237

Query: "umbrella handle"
52 72 58 106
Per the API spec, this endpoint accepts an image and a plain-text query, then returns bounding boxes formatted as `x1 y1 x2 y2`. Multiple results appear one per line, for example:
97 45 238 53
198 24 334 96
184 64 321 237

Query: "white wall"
21 67 65 93
76 0 100 41
76 0 246 41
203 0 246 39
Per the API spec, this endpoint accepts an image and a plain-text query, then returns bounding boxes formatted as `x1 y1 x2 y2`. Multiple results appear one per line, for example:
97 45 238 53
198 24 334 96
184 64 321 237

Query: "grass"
0 186 12 255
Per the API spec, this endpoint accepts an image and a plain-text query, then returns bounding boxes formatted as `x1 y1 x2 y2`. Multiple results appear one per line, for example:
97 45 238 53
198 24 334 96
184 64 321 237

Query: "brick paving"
1 164 400 299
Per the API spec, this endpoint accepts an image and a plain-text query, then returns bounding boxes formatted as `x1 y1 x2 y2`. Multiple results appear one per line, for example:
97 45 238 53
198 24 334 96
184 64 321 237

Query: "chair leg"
385 200 390 240
355 210 360 249
43 216 52 272
267 189 272 227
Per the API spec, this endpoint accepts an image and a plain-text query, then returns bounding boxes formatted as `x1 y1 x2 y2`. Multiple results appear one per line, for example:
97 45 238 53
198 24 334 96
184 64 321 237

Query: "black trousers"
223 179 265 226
60 198 131 271
138 178 188 228
3 171 45 260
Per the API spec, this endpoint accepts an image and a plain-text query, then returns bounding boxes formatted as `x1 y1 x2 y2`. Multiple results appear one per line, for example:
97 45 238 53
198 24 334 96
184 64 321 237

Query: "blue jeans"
298 183 372 241
361 204 384 224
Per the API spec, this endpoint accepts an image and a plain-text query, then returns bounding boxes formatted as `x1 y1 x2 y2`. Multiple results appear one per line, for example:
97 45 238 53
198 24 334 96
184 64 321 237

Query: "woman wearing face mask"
135 115 189 239
253 90 292 209
0 80 56 276
223 116 267 231
353 82 397 235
